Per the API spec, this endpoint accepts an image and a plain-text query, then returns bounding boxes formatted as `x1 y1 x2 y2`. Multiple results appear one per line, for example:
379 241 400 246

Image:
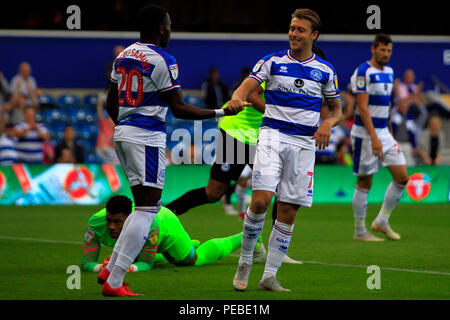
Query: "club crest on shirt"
169 64 178 80
253 60 264 73
357 76 365 89
310 69 322 81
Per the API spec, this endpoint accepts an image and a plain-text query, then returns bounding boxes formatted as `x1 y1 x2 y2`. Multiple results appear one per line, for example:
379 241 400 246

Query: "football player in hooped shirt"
229 8 342 292
349 34 409 242
102 5 244 297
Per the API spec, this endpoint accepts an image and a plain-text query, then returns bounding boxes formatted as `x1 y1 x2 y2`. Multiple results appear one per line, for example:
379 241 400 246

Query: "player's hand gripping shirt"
249 50 340 150
350 61 394 140
110 42 181 147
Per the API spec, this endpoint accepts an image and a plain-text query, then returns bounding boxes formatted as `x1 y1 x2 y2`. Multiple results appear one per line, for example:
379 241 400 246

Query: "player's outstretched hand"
224 99 251 116
313 121 332 150
371 137 384 158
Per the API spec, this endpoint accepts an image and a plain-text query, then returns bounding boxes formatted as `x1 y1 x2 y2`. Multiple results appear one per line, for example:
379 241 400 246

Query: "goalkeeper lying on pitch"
81 195 266 273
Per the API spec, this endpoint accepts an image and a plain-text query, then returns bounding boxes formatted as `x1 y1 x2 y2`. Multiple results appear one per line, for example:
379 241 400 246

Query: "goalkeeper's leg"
194 233 242 266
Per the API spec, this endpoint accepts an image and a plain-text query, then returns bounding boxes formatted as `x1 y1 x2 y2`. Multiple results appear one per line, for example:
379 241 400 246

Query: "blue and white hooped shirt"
250 50 340 150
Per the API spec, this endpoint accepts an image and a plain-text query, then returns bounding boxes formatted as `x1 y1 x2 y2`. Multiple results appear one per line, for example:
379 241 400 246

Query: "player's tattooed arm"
105 82 119 125
246 85 265 113
314 97 342 150
324 97 343 127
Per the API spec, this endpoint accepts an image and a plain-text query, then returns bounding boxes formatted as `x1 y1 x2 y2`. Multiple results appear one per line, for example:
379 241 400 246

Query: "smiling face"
288 17 318 54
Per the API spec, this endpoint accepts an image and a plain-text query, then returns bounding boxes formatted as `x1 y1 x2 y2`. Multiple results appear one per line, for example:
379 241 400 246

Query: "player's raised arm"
246 84 265 113
161 88 244 119
355 92 383 157
105 82 119 125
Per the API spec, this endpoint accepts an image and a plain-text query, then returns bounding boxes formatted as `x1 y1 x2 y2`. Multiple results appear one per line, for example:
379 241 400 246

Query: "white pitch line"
229 254 450 276
2 235 449 276
0 235 83 245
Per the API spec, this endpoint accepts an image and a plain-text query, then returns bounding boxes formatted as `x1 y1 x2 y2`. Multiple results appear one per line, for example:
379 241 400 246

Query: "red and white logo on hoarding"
0 170 5 198
64 166 93 199
406 173 431 201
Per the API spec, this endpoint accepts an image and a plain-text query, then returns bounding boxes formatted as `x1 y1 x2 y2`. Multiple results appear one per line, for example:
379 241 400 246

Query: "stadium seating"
38 91 214 164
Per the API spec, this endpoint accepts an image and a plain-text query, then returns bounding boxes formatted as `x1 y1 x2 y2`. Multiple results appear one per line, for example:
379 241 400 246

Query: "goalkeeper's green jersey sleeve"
81 207 169 271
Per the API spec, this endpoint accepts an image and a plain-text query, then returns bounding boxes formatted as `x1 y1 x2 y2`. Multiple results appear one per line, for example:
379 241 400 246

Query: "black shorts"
210 129 256 184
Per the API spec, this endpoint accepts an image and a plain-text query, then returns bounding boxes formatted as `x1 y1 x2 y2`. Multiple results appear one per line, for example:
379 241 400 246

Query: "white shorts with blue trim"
251 139 315 207
351 134 406 176
114 141 166 189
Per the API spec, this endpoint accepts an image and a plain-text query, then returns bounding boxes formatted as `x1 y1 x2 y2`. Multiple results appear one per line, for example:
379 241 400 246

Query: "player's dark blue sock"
166 187 208 215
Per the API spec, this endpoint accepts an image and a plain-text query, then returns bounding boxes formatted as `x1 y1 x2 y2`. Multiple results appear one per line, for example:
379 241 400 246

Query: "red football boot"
97 267 110 285
102 282 142 297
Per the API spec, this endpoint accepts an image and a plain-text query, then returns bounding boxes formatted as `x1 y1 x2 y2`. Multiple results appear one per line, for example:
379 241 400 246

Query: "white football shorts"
351 134 406 176
114 141 166 189
252 139 315 207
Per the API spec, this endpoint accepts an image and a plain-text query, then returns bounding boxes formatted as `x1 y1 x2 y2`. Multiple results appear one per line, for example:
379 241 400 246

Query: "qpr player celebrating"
350 34 409 242
229 8 342 292
100 5 243 297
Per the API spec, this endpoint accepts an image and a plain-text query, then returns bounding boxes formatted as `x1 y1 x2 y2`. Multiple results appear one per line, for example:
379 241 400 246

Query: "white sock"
106 208 135 272
239 207 266 266
235 184 248 213
107 205 159 288
376 181 405 225
107 265 127 288
263 220 294 280
353 186 369 236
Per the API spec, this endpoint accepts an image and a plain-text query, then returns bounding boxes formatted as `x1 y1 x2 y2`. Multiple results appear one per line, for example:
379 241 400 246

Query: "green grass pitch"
0 203 449 300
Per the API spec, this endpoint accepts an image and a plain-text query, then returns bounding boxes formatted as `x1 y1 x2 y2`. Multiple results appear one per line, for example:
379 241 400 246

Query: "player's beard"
376 54 390 66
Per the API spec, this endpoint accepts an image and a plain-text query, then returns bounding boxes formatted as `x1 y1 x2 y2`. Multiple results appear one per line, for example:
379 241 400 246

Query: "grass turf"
0 203 449 300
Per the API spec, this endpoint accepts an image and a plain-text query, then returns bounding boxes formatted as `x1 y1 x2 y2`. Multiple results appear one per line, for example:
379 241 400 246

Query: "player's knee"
357 176 372 190
251 197 271 214
395 175 409 186
205 188 225 202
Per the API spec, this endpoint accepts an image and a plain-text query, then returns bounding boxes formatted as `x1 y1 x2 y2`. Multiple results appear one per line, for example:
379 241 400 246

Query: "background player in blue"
350 34 409 242
228 8 342 292
102 5 244 297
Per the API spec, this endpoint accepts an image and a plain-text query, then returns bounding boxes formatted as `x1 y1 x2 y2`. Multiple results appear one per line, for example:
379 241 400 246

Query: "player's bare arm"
246 85 265 113
105 82 119 125
313 97 342 150
228 78 259 109
356 92 383 157
162 88 243 119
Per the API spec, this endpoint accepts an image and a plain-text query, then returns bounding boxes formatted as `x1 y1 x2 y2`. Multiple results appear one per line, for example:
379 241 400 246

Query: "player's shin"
107 206 160 288
376 181 405 225
239 208 266 265
195 233 242 266
262 220 294 280
353 186 369 236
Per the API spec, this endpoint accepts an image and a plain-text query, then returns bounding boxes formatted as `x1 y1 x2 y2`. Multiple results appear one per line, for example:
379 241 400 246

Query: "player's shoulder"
355 61 372 75
144 44 177 66
87 208 107 227
159 206 176 218
384 64 394 74
261 50 289 62
312 55 337 73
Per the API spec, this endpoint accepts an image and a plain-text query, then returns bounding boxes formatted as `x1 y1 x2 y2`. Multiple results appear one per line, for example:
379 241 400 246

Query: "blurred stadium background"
0 0 449 300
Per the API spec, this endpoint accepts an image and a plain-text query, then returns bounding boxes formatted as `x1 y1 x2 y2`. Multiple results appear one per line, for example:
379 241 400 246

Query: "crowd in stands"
0 57 449 167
